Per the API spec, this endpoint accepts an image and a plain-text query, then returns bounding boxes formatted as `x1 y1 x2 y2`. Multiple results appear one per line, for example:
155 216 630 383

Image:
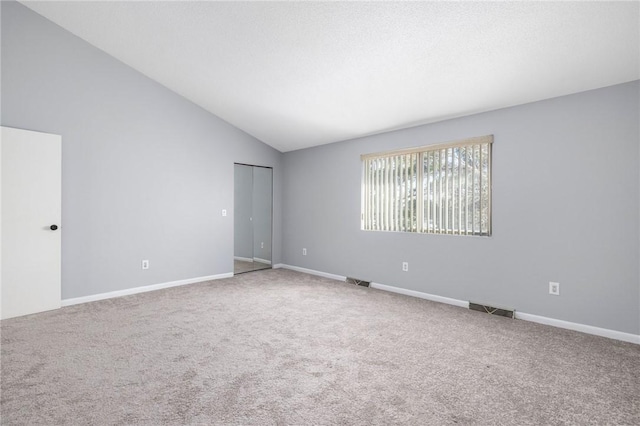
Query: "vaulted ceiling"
21 1 640 152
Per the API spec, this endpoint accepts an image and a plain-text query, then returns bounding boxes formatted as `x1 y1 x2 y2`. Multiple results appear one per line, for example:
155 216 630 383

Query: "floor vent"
346 277 370 287
469 302 515 319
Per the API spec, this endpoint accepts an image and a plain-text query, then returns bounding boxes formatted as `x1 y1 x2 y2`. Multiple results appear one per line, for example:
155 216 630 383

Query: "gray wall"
2 1 638 335
1 2 283 299
233 165 253 260
282 81 640 335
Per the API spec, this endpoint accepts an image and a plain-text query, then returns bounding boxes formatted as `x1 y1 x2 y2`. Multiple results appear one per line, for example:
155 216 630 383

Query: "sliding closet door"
233 164 272 274
252 167 272 265
234 164 254 262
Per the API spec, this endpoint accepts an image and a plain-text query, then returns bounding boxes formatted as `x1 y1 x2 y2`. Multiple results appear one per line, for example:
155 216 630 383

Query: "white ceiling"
21 1 640 152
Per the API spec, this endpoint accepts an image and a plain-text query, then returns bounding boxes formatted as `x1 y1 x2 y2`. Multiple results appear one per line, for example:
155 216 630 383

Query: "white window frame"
361 135 493 236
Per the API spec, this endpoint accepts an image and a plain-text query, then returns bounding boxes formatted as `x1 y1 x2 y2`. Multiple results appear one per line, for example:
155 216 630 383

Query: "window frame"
361 135 493 236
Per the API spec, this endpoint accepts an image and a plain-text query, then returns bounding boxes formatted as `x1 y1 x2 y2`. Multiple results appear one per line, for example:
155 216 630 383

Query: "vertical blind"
362 153 418 232
362 135 492 236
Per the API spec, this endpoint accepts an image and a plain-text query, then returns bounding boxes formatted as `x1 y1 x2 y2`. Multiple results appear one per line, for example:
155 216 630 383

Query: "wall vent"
469 302 515 319
346 277 370 287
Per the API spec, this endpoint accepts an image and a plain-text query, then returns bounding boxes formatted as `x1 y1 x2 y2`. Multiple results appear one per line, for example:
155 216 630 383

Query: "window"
361 135 492 236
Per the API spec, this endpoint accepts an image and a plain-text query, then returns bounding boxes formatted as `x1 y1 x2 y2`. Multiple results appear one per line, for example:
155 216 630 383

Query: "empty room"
1 1 639 425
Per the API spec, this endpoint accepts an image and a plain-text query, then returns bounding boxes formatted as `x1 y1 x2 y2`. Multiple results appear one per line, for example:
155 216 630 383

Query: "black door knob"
50 225 58 231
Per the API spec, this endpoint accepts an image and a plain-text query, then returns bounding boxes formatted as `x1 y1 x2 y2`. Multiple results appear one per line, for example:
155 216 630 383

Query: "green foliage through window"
361 136 492 236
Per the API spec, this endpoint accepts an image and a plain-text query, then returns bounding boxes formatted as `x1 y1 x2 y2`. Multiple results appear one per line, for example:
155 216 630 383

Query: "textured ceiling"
20 1 640 152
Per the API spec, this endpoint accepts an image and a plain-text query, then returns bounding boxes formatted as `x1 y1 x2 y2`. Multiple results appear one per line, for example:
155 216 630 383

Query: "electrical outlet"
549 281 560 296
142 260 150 270
221 209 227 217
402 262 409 272
302 248 307 256
261 242 264 249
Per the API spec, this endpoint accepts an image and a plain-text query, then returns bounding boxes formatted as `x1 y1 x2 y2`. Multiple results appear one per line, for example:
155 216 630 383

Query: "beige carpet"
1 269 638 425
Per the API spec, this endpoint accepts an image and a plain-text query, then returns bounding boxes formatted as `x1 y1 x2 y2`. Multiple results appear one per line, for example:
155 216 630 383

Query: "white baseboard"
370 282 470 309
374 282 640 344
275 264 346 282
280 265 639 345
373 281 639 344
234 256 253 262
253 257 272 265
61 272 233 307
514 312 639 345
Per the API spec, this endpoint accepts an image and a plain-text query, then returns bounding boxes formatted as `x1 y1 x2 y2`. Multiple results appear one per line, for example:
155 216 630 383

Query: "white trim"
370 282 470 308
275 264 346 282
515 312 640 345
361 135 493 160
61 273 233 307
234 256 253 262
278 265 639 345
56 263 640 344
253 257 272 265
371 281 638 344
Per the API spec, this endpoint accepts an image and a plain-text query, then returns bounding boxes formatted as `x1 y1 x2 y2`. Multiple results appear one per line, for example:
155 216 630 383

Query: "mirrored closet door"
234 164 273 274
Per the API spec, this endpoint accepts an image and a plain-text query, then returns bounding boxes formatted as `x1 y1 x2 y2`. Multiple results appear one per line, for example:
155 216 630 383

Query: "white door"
1 126 61 319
